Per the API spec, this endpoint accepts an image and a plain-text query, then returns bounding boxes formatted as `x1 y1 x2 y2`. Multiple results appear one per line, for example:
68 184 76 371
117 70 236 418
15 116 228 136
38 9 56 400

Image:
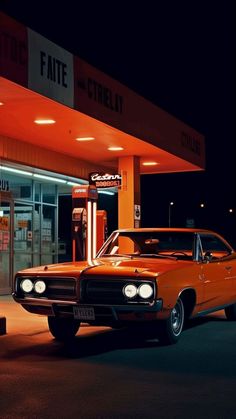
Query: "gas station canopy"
0 12 205 180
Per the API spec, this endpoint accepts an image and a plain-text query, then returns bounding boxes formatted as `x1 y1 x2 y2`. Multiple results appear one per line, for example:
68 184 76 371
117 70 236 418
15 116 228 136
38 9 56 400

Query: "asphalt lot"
1 295 236 419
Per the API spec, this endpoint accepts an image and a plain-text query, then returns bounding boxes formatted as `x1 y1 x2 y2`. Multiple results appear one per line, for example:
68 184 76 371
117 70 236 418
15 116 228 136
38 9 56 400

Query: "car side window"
199 234 231 260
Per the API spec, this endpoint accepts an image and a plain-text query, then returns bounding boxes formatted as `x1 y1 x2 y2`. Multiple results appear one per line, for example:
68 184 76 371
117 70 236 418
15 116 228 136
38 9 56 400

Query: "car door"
197 233 234 313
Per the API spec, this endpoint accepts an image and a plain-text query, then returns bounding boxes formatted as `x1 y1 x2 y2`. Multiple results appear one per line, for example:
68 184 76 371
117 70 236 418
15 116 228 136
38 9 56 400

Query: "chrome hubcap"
171 300 184 336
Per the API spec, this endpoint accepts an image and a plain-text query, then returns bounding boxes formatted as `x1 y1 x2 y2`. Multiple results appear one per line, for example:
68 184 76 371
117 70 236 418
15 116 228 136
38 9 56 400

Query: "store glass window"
33 204 41 266
14 203 33 273
0 199 12 293
42 183 56 204
34 182 41 202
0 164 64 293
41 205 57 265
6 173 33 201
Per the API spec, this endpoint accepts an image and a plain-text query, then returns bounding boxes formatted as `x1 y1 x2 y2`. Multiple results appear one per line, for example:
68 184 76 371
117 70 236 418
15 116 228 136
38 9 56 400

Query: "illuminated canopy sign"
89 172 122 188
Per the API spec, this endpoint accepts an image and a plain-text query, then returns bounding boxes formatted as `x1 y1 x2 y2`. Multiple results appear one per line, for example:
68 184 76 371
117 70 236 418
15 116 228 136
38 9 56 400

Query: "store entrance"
0 199 13 294
0 201 35 295
14 203 34 274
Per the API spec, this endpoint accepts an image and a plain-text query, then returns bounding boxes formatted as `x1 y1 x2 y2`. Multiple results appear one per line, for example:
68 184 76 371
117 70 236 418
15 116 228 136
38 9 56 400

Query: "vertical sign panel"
28 29 74 107
0 12 28 86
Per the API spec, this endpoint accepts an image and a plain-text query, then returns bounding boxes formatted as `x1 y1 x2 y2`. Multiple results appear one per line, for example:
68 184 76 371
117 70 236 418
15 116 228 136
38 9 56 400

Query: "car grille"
15 276 77 301
80 276 155 305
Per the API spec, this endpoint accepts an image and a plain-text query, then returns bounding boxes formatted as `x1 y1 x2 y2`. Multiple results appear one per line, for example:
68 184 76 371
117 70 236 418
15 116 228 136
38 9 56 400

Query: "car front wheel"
48 316 80 341
225 303 236 320
158 297 185 345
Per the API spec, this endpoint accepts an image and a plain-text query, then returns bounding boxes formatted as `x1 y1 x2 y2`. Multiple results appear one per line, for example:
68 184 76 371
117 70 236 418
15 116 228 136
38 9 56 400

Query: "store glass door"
14 203 33 274
0 200 13 294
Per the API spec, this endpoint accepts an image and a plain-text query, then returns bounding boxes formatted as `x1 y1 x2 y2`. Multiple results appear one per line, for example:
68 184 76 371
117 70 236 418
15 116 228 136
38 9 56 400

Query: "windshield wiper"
101 253 134 259
101 253 176 260
139 253 176 260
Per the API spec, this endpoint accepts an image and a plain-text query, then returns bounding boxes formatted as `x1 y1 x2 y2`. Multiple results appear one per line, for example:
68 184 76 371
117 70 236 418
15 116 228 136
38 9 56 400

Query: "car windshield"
98 231 194 260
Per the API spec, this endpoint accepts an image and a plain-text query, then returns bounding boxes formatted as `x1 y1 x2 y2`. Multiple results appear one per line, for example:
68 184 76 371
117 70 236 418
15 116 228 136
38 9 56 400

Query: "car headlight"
123 284 138 298
34 280 46 294
20 279 34 293
138 283 153 299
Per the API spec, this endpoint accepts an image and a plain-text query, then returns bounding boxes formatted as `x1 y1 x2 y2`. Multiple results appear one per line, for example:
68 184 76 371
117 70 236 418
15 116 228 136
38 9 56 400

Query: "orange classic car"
12 228 236 345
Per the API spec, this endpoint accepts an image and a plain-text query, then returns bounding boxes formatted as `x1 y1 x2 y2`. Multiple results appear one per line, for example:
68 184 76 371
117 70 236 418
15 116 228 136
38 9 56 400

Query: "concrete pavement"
1 295 236 419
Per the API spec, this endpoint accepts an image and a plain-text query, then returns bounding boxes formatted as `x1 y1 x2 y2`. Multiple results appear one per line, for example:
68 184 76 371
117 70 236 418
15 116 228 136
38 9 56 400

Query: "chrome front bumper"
12 293 163 321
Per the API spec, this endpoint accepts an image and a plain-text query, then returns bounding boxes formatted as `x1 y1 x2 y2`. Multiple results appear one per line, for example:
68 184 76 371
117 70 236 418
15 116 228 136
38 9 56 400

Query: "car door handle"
225 266 232 271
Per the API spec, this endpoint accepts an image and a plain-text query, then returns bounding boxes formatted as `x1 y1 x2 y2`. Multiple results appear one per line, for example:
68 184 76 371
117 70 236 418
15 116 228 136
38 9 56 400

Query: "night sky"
1 1 235 243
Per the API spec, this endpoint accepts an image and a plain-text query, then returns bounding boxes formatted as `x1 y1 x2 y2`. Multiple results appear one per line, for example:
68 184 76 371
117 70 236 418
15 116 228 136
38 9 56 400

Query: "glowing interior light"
0 102 4 106
34 119 56 125
0 165 86 186
87 201 92 263
67 181 81 186
142 162 158 166
98 191 115 195
33 174 67 183
0 166 33 176
75 137 95 141
92 201 97 258
108 146 124 151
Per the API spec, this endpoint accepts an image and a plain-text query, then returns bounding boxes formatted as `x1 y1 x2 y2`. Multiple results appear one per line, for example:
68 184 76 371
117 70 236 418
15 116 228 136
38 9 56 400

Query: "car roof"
114 228 215 234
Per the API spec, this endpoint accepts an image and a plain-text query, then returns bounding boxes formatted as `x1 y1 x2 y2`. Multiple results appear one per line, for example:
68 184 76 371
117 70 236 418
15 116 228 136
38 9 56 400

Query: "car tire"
225 304 236 320
48 316 80 341
158 297 185 345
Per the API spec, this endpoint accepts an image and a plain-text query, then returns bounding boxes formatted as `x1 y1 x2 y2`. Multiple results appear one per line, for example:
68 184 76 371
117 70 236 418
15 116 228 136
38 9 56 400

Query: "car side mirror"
204 251 213 262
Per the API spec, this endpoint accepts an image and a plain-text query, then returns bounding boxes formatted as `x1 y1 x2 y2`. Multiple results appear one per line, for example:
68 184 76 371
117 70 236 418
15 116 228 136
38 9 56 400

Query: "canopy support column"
118 156 140 229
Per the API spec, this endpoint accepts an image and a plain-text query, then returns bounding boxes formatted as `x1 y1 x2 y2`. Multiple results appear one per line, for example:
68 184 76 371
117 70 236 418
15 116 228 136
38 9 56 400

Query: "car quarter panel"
199 256 236 312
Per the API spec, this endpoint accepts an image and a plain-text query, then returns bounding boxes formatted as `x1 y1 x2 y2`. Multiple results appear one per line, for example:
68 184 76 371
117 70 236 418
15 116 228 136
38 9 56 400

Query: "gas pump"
72 185 98 262
72 207 87 261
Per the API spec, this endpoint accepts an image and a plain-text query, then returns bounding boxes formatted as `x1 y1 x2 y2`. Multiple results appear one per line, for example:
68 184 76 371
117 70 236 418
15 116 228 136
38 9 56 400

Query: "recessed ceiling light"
75 137 95 141
142 161 159 166
34 119 56 125
108 146 124 151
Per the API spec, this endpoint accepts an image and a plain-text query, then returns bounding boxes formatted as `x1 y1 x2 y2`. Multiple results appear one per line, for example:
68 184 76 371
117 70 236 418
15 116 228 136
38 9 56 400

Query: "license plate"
73 306 95 321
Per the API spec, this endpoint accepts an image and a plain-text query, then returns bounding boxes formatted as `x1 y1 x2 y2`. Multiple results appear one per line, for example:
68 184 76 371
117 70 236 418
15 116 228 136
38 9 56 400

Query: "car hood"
85 257 191 277
16 256 191 278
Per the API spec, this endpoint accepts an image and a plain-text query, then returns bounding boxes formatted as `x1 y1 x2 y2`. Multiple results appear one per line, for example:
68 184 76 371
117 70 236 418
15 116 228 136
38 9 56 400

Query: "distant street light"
168 202 174 227
229 208 233 213
199 203 206 228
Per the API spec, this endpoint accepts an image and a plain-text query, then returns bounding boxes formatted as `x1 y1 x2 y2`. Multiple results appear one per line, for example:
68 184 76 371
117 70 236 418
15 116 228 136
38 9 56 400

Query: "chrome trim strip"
12 294 77 306
195 303 232 317
12 293 163 312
